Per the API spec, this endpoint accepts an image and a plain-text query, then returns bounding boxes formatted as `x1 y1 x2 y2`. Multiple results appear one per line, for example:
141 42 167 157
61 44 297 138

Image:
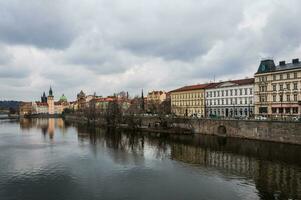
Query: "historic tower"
47 87 55 114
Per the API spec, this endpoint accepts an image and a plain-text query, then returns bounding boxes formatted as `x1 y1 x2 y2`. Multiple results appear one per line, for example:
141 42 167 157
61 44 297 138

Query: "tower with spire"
47 86 55 114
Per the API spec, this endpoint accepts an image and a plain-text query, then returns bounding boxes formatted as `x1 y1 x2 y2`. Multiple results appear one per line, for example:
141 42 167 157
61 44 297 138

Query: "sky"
0 0 301 101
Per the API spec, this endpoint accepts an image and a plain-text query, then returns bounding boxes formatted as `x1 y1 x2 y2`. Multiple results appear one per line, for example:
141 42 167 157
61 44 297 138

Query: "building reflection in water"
20 118 68 140
76 126 301 200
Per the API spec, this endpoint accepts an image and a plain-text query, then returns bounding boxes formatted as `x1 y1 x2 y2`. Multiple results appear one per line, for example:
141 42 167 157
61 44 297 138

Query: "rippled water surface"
0 118 301 200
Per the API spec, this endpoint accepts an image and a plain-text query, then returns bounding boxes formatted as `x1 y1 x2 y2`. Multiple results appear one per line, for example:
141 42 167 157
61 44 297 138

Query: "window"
225 90 228 96
286 83 290 90
294 82 298 90
287 73 290 79
273 84 276 91
221 90 224 96
280 74 283 80
235 89 237 95
279 95 283 102
294 72 298 79
214 91 216 97
279 84 283 91
273 95 276 102
226 99 228 105
230 90 233 96
294 94 298 101
245 98 247 104
217 91 220 97
240 89 242 95
249 88 253 95
293 107 298 114
272 108 277 113
287 95 290 102
240 98 242 104
273 75 276 80
244 88 247 95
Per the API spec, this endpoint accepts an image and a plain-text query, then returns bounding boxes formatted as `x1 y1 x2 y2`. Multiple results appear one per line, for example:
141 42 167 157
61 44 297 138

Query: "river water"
0 118 300 200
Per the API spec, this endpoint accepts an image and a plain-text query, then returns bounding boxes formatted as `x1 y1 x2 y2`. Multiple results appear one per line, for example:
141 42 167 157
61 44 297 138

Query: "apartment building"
170 83 216 116
254 58 301 117
205 78 254 118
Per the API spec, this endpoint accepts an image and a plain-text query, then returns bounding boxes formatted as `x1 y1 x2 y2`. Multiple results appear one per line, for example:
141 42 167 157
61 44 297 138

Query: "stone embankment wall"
64 114 301 145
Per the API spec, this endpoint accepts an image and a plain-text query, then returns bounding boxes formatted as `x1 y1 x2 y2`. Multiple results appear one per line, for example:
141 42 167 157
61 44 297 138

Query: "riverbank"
64 114 301 145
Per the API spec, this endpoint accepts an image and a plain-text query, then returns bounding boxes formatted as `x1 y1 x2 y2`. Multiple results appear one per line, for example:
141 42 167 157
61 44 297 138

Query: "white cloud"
0 0 301 101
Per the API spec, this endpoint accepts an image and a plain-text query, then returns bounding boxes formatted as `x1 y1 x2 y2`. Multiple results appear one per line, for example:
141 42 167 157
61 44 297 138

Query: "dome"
60 94 67 102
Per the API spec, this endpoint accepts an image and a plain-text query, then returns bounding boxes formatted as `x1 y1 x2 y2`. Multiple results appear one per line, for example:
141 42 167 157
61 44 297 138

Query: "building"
255 58 301 117
77 90 86 110
33 87 69 115
147 91 167 103
205 78 254 118
170 83 216 116
19 102 33 116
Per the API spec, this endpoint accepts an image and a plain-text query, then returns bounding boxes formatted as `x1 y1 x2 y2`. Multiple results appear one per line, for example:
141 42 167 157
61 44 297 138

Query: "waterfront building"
205 78 254 118
170 83 216 116
76 90 86 110
33 87 69 115
19 102 33 116
254 58 301 117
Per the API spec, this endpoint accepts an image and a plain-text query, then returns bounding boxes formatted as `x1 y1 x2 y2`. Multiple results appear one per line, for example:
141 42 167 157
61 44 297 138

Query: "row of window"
208 108 253 116
273 94 298 102
172 93 203 99
206 97 253 106
259 94 299 102
272 82 299 91
258 72 299 82
272 107 299 114
206 88 252 98
172 100 203 107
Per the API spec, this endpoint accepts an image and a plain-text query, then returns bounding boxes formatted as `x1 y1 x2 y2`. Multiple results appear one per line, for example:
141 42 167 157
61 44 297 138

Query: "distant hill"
0 101 21 110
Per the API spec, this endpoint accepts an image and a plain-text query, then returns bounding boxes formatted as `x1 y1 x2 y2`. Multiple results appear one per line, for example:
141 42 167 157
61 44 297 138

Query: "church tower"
47 86 55 114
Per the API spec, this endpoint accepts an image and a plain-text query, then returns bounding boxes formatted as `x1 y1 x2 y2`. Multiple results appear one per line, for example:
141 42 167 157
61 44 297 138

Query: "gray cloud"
0 0 301 100
0 0 77 49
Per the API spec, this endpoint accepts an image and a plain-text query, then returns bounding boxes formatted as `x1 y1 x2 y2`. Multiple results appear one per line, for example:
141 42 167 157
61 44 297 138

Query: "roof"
275 62 301 71
36 102 48 106
169 83 217 93
206 78 254 89
256 58 301 74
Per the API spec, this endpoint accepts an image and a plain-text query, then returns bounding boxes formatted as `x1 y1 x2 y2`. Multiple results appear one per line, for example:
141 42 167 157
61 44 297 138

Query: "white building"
205 78 255 118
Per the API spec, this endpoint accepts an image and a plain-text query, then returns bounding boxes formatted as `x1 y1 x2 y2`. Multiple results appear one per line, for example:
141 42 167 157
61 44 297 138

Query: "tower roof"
49 86 53 96
60 94 67 102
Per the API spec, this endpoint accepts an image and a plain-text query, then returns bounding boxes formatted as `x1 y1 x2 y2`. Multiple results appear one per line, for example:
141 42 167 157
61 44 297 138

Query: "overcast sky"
0 0 301 101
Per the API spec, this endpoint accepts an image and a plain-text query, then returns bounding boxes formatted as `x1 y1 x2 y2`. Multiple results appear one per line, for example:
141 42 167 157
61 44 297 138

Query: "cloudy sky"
0 0 301 101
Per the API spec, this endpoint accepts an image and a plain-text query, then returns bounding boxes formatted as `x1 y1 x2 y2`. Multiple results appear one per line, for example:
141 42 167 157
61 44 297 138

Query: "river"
0 118 300 200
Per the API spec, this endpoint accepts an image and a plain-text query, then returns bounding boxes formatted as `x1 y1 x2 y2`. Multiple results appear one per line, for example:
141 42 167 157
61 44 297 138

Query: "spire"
49 86 53 96
141 89 145 111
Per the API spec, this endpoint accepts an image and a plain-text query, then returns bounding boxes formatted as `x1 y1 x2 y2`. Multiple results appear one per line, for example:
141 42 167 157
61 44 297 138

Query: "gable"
217 82 238 88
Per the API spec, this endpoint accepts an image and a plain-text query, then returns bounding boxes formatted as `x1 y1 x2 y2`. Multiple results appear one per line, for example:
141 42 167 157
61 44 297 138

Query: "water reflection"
20 118 69 140
75 126 301 200
16 119 301 200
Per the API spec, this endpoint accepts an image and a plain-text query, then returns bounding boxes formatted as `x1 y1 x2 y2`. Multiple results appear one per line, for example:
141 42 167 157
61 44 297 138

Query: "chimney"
279 61 286 66
292 58 299 64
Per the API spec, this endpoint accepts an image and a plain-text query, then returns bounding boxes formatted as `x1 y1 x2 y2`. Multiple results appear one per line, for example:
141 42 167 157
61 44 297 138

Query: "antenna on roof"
213 75 215 82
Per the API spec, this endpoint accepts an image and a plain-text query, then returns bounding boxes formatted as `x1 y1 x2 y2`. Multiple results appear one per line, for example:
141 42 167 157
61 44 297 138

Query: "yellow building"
255 58 301 117
147 91 167 103
170 83 216 116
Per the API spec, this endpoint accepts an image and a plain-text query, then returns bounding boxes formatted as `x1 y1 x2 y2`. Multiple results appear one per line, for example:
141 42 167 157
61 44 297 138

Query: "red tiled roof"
169 83 218 93
36 102 48 106
54 102 61 106
230 78 254 85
